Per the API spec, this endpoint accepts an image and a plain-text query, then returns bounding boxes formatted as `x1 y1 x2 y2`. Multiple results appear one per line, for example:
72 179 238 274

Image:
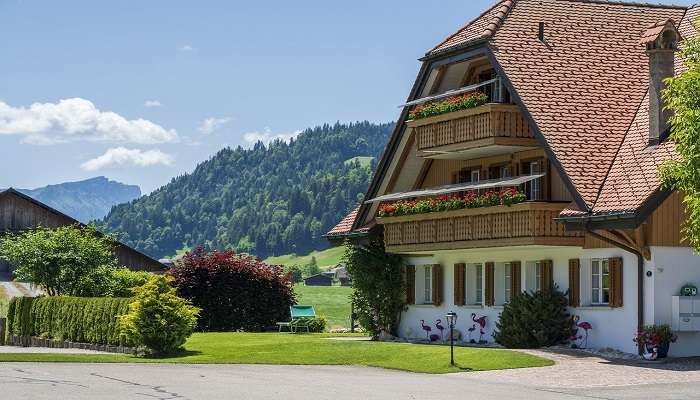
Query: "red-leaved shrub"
169 247 295 331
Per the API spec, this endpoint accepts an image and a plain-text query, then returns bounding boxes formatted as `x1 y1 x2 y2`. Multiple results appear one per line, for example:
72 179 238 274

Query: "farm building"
303 273 333 286
0 188 164 273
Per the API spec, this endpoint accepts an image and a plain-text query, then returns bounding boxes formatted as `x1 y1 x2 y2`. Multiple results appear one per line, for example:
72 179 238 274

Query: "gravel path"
0 346 108 354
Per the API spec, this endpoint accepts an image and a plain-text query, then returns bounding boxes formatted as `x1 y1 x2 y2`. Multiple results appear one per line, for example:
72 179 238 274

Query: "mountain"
16 177 141 223
100 121 394 259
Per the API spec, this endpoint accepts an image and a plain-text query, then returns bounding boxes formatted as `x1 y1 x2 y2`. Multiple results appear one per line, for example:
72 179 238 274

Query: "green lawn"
294 284 352 329
265 247 345 269
344 156 374 168
0 333 553 373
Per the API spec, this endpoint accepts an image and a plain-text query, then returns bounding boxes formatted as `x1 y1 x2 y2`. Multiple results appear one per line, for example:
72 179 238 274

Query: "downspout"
586 229 645 355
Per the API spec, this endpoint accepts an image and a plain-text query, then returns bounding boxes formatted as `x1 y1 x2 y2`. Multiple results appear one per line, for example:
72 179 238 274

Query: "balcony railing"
407 104 535 154
378 202 583 253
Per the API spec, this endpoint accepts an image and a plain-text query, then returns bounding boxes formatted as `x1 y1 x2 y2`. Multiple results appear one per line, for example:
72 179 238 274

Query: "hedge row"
7 296 132 346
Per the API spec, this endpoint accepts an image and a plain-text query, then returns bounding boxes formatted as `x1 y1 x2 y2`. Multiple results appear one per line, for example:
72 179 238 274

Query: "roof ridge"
483 0 516 37
427 0 508 54
558 0 688 10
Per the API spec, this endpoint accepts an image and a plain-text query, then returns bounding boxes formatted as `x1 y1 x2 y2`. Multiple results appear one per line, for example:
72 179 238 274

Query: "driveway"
2 350 700 400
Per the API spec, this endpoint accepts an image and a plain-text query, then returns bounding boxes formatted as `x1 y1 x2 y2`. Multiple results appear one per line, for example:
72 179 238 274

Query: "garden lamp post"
445 311 458 367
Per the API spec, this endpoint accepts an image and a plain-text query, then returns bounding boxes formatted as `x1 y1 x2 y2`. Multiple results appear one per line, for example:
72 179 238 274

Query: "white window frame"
535 261 542 292
591 259 610 305
424 266 433 304
475 264 483 305
504 262 512 303
529 161 541 200
471 170 480 183
500 165 511 178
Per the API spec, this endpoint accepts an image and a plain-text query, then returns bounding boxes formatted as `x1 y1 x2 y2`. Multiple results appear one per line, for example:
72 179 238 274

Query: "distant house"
303 273 333 286
329 264 351 286
0 188 164 274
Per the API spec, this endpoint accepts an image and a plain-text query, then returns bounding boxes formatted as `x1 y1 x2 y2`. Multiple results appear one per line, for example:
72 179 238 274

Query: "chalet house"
0 189 164 273
327 0 700 356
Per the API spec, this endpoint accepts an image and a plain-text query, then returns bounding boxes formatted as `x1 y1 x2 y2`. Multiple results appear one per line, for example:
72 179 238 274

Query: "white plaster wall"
649 247 700 357
399 246 642 355
573 248 639 355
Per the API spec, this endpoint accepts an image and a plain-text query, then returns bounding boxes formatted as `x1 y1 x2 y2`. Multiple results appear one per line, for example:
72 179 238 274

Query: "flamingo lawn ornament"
471 313 488 344
420 320 432 341
573 316 592 349
467 324 477 344
435 319 446 342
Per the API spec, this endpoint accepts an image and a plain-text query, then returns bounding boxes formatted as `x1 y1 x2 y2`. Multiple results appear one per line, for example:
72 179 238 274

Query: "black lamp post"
445 311 458 367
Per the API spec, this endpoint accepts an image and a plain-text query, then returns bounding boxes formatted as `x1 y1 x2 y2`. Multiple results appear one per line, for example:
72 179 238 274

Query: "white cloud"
243 127 301 145
0 98 178 145
144 100 162 108
198 117 231 135
180 44 194 52
80 147 174 171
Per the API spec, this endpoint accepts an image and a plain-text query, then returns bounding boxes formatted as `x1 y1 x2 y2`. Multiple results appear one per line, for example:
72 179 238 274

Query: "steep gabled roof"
490 0 686 207
325 206 360 237
329 0 699 237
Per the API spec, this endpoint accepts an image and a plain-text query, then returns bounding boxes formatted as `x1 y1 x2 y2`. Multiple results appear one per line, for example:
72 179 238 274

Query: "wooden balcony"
407 104 538 159
378 202 583 253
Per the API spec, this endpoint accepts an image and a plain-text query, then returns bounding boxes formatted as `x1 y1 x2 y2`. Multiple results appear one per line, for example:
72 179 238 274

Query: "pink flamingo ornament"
420 320 432 340
471 313 488 344
467 324 477 343
435 319 446 342
573 316 592 349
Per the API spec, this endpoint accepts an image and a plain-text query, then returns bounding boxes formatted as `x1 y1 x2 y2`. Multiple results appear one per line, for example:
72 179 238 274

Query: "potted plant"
633 325 678 359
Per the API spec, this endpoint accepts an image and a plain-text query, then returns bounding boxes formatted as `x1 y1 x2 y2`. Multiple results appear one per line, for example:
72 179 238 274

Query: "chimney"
643 20 680 146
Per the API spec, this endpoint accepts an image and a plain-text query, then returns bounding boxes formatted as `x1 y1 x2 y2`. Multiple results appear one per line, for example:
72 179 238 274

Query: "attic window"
538 22 545 42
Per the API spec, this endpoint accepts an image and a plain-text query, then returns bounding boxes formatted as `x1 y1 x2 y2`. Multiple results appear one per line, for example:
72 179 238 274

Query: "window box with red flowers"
377 188 527 218
408 92 489 120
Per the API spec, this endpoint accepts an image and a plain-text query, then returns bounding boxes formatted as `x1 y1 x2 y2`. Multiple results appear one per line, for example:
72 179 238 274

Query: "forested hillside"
100 121 393 259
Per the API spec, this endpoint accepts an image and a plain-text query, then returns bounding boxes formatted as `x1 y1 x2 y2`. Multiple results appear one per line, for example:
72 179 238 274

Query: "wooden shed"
0 189 164 273
303 273 333 286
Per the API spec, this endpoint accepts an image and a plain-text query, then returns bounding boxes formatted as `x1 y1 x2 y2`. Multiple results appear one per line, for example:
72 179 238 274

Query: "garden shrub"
494 287 572 348
306 316 327 333
103 268 154 297
344 240 405 338
119 275 199 355
6 296 131 345
169 248 295 331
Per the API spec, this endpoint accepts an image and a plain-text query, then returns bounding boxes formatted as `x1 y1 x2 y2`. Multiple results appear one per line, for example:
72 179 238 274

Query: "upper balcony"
403 76 538 160
409 103 537 159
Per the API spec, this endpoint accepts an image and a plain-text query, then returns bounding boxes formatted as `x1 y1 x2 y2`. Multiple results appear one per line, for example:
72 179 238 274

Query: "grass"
0 333 553 373
344 156 374 168
265 247 345 269
294 284 352 329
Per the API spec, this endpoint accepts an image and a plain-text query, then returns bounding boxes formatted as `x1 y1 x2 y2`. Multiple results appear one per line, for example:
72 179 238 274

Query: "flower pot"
646 343 670 359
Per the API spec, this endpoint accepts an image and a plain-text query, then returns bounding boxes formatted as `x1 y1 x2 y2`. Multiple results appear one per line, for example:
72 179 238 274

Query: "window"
475 265 483 304
504 262 512 303
501 165 511 178
471 170 480 183
529 161 541 200
535 261 542 292
591 259 610 305
466 263 484 305
424 266 432 304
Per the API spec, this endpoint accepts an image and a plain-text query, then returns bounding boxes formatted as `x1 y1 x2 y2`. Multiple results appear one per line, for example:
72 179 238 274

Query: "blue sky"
0 0 696 193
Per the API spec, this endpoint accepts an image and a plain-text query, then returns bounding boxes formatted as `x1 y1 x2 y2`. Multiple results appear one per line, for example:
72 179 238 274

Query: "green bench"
277 305 316 333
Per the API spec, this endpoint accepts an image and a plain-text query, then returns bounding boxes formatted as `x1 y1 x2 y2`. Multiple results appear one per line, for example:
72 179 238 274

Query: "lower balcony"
377 202 583 253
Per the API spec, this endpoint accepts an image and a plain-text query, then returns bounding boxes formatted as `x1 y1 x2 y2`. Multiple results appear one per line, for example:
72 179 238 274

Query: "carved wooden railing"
378 202 583 252
407 104 534 151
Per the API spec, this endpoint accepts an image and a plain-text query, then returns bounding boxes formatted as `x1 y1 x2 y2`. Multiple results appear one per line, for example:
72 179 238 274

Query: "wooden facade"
378 202 583 253
408 104 536 154
0 190 163 272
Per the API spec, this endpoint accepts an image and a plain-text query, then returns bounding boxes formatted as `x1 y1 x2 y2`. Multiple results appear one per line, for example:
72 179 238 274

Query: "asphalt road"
1 363 700 400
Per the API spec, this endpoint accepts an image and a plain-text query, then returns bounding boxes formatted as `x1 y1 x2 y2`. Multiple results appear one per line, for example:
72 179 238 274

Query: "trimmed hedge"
7 296 132 346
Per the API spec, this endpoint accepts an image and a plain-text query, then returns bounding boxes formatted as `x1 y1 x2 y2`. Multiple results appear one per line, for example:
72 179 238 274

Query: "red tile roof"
491 0 687 207
429 0 515 55
326 207 359 236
